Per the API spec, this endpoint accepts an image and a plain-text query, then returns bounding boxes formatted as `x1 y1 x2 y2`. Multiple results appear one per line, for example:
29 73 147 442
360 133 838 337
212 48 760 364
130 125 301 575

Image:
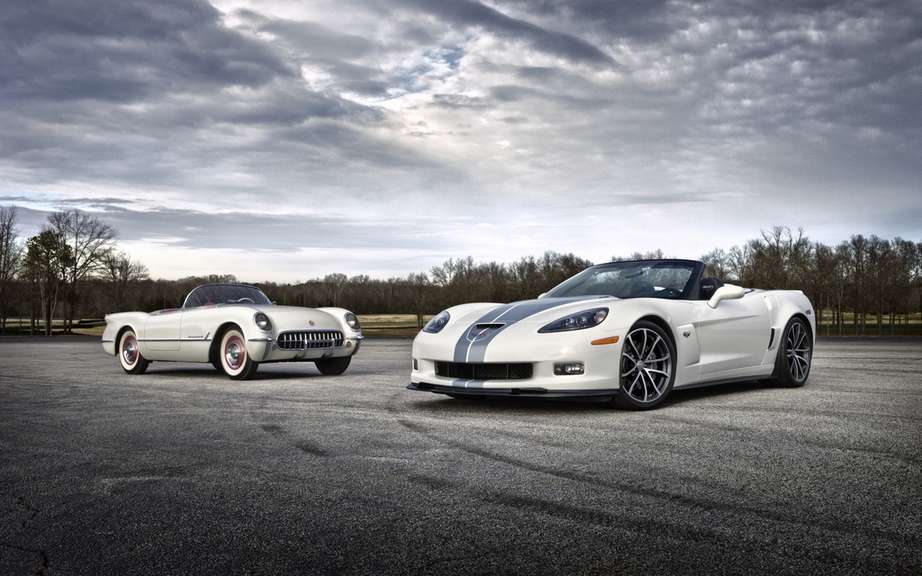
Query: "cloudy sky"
2 0 920 281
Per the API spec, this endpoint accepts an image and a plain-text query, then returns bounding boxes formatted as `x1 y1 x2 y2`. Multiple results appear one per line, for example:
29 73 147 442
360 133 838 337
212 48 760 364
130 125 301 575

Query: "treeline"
1 205 920 335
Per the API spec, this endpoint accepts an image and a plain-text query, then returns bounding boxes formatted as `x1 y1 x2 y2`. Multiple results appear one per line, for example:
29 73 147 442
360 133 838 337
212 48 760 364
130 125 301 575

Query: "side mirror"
537 292 548 299
707 284 746 309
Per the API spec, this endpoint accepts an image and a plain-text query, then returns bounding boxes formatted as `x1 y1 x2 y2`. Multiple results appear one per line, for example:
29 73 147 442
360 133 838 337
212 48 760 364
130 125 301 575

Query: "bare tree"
700 248 730 279
23 230 71 336
0 206 23 332
48 209 115 332
407 273 429 328
102 251 149 311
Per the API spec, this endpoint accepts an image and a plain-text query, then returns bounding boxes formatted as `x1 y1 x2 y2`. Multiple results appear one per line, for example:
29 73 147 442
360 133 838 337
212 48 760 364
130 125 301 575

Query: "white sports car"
409 259 815 409
102 283 363 379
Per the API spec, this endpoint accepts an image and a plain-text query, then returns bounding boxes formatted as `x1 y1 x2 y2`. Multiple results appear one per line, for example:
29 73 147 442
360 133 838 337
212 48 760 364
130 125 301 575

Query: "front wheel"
770 317 812 387
613 321 676 410
315 356 351 376
220 328 259 380
118 329 150 374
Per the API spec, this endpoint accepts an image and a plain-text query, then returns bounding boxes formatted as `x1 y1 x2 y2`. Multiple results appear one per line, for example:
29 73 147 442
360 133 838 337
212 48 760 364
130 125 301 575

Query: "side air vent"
767 328 775 349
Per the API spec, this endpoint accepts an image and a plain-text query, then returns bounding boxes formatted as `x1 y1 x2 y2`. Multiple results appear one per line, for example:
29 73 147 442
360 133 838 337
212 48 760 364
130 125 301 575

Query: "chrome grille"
277 330 344 350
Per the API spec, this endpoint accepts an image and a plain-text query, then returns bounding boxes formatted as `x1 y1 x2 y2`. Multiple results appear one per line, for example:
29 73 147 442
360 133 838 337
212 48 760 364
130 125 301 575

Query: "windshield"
183 285 272 308
545 261 697 299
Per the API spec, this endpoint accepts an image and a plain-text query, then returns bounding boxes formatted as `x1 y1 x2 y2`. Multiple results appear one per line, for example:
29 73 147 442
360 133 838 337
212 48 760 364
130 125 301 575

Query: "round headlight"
254 312 272 331
423 310 451 334
345 312 360 330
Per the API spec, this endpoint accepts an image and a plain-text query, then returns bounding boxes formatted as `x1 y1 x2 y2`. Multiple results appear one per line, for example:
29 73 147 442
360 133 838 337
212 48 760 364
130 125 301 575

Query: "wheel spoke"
645 369 661 395
627 371 641 395
629 336 642 359
645 336 661 360
645 368 670 376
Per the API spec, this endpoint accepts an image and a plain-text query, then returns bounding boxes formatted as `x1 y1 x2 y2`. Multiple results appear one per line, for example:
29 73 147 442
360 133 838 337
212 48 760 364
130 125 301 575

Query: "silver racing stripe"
451 296 605 364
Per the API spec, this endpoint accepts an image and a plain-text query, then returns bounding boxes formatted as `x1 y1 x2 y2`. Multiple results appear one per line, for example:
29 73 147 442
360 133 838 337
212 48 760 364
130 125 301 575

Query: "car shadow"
661 379 768 407
409 379 770 413
409 394 612 414
142 366 320 380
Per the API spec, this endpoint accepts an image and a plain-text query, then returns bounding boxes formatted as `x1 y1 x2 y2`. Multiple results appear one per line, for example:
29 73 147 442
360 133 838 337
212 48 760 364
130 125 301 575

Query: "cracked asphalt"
1 336 921 575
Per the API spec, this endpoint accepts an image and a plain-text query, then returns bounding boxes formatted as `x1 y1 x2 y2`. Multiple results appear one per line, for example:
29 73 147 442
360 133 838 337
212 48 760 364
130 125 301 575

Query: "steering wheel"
656 287 682 298
235 297 255 304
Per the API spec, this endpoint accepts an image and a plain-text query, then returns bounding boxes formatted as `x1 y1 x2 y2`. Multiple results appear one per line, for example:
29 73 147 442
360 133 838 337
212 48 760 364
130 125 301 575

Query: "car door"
694 293 771 376
142 309 181 352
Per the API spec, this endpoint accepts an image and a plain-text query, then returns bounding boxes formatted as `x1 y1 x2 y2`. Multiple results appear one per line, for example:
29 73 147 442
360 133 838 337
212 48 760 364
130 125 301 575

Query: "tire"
219 328 259 380
315 356 351 376
770 317 812 387
613 320 676 410
118 329 150 374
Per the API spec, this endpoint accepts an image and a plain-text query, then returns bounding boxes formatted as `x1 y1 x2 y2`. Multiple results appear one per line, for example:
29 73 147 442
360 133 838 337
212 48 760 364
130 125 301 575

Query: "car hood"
432 296 621 363
247 305 342 331
450 296 619 328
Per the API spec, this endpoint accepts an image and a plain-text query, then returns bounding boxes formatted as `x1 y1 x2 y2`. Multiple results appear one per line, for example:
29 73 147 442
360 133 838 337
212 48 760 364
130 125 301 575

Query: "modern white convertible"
409 259 814 409
102 283 363 379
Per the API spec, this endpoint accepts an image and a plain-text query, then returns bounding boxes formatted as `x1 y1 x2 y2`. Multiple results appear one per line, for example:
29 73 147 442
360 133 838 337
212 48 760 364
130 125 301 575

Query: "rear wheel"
771 317 812 387
118 329 149 374
220 328 259 380
315 356 351 376
613 321 676 410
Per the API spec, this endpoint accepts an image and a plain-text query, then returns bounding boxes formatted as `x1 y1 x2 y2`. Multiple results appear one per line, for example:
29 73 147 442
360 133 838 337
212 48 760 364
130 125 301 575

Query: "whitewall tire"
118 329 150 374
220 328 259 380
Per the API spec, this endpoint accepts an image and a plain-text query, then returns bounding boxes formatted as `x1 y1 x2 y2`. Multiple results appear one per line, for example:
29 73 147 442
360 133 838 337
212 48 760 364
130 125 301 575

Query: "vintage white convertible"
409 259 815 409
102 283 363 379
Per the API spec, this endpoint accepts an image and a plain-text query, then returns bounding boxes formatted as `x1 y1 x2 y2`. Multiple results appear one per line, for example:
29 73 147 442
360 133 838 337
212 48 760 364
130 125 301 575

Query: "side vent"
767 328 776 349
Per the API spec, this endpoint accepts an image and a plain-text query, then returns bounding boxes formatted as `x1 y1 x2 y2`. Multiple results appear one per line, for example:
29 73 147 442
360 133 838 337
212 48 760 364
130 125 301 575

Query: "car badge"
308 320 315 326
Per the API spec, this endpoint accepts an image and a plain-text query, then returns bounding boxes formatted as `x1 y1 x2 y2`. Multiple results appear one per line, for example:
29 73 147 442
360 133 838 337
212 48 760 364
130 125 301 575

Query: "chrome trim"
101 338 114 343
276 329 344 350
138 337 214 342
248 337 274 342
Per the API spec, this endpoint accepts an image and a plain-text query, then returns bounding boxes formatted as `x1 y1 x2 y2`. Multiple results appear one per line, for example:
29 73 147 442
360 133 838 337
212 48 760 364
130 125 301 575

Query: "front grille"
435 361 533 380
277 330 344 350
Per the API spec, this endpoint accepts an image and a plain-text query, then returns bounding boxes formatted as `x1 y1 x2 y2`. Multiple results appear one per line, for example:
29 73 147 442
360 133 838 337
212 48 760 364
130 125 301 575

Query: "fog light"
554 362 584 376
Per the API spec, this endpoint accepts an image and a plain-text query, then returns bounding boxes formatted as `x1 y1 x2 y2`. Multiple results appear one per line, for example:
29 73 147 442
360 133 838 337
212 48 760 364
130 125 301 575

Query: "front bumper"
410 327 626 393
248 335 362 363
407 382 619 399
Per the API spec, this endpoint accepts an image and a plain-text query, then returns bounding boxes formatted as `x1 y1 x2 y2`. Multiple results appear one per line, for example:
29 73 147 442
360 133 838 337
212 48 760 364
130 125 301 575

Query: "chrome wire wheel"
785 321 811 383
620 327 672 404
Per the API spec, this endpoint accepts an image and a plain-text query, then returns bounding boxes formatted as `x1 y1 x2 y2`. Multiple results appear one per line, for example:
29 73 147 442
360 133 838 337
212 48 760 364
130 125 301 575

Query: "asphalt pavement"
1 336 920 575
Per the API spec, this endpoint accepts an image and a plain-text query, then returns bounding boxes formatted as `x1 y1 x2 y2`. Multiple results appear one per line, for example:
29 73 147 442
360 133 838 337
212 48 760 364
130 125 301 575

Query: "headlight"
538 308 608 333
254 312 272 331
423 310 450 334
345 312 361 330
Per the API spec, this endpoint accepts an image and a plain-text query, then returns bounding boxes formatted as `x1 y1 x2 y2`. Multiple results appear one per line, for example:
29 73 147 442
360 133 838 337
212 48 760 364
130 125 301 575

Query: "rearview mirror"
707 284 746 309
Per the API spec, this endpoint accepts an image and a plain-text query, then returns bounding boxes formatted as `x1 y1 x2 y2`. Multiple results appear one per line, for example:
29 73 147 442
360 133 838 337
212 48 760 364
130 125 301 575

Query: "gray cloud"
395 0 617 66
1 0 920 279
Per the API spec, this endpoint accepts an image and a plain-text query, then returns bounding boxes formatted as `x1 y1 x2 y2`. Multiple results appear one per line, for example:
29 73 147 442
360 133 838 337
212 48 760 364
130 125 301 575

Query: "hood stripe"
452 296 604 364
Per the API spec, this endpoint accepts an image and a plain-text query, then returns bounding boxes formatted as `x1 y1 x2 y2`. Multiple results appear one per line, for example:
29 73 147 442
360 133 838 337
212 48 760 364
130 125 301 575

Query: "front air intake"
434 361 533 380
